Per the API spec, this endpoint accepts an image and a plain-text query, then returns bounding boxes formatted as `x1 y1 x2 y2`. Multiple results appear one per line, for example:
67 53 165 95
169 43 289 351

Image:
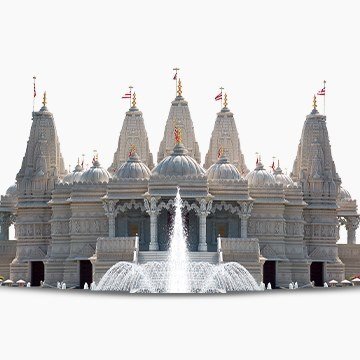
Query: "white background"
0 1 359 357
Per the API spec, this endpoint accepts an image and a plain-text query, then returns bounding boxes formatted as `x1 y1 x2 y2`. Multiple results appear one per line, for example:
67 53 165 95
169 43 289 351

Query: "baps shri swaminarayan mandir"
0 78 359 289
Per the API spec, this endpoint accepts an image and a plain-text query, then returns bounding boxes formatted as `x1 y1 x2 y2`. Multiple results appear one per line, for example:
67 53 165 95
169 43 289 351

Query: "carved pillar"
103 200 118 238
343 216 360 244
144 197 159 251
196 198 212 252
238 202 253 239
0 212 14 241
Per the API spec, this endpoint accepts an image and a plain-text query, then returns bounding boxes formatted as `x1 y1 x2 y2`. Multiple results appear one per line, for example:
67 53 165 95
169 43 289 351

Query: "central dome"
152 143 205 178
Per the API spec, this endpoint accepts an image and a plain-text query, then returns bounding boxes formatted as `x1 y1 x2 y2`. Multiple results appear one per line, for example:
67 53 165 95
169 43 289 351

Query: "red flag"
33 84 36 98
256 157 259 165
215 93 222 101
173 72 177 80
271 161 275 171
122 92 131 99
317 87 325 96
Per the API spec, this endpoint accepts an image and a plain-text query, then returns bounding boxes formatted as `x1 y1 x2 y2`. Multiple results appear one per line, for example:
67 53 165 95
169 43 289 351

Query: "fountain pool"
96 189 260 293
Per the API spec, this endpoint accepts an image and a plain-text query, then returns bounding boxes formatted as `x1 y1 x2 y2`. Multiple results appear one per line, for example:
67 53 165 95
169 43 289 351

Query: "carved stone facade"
157 89 201 164
0 92 359 289
204 106 248 174
109 104 154 173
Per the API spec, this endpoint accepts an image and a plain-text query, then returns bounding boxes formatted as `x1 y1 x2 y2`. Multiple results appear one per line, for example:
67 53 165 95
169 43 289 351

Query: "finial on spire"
92 150 99 164
223 93 228 108
132 92 137 108
313 94 317 110
217 146 224 159
128 144 136 157
174 125 182 144
177 78 182 97
42 91 47 107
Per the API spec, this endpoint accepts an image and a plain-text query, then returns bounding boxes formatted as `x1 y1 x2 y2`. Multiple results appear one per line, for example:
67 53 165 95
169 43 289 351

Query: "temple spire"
157 77 201 163
109 96 154 172
204 97 248 173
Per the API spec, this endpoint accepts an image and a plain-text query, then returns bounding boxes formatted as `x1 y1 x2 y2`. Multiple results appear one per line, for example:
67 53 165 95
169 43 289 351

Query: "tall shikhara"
204 98 248 174
11 95 67 281
157 79 201 164
291 99 344 280
109 95 154 172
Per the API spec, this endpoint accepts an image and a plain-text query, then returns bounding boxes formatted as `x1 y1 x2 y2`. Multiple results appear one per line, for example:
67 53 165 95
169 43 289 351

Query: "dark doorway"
263 261 276 289
31 261 44 287
310 262 324 287
79 260 93 289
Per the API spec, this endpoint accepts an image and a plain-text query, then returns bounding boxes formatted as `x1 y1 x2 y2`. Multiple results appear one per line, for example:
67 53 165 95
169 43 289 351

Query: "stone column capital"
237 201 253 217
340 216 360 230
103 200 119 218
195 197 213 217
144 196 161 216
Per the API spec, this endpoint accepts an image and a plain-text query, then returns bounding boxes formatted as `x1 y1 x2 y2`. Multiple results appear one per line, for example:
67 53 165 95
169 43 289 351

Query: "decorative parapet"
93 237 136 262
221 238 260 262
338 244 360 277
0 241 17 260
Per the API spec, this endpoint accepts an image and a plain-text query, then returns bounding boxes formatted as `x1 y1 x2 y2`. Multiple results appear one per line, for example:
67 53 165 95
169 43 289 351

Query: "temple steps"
138 251 219 265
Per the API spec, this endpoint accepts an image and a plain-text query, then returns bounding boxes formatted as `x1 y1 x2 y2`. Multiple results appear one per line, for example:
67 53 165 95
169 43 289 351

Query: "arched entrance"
310 262 324 287
79 260 93 288
31 261 44 286
263 261 276 288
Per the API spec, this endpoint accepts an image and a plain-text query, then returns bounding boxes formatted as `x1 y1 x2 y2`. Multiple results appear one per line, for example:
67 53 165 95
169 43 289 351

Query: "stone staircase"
138 251 219 265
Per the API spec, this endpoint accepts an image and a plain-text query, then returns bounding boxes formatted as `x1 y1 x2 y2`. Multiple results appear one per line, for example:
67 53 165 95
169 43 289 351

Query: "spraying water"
96 188 261 293
167 188 190 293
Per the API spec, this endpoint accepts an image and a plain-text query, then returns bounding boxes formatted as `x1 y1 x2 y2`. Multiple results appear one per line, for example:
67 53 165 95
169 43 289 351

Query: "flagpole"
32 76 36 114
220 87 224 110
173 68 179 97
323 80 326 115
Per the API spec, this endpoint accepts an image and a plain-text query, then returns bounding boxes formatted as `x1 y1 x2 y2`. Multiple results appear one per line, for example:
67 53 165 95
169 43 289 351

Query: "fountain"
96 188 261 293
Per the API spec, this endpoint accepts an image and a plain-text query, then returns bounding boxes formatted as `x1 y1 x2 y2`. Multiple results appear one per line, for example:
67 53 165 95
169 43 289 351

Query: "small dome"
115 153 151 180
245 161 276 187
339 186 352 201
5 184 17 196
80 160 111 184
206 155 242 181
63 164 84 184
273 164 294 187
152 143 205 178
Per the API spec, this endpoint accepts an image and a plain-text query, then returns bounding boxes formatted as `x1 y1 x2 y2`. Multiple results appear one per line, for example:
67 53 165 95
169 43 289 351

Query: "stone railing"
0 240 17 279
221 238 260 263
338 244 360 278
94 237 137 262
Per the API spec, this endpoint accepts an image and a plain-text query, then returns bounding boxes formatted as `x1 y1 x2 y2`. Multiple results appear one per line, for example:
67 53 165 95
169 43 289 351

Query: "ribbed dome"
339 186 352 201
273 164 294 187
115 153 151 180
63 164 84 184
5 184 17 196
245 161 276 187
206 155 242 181
152 143 205 178
80 160 111 184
